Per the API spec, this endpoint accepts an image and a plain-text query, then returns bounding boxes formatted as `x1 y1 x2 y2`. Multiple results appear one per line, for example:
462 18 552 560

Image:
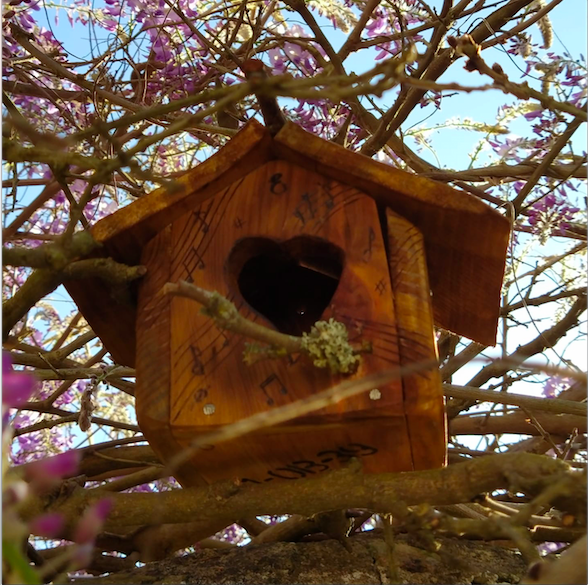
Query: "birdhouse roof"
66 120 510 366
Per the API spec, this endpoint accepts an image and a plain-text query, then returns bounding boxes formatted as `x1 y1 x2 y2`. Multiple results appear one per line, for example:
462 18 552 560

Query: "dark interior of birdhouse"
226 236 344 336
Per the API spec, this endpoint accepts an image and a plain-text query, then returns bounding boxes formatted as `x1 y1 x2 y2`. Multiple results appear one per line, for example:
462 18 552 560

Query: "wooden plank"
170 417 413 486
386 209 447 470
135 225 197 484
168 160 403 429
274 122 509 346
64 277 137 366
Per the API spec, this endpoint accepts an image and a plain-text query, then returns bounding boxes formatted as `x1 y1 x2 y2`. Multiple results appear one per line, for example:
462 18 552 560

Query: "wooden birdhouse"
66 120 510 487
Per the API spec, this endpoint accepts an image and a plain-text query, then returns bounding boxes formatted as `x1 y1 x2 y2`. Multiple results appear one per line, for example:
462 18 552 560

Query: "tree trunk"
68 532 527 585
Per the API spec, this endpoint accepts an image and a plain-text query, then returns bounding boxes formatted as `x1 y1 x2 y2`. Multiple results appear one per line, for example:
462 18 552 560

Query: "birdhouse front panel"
134 159 446 487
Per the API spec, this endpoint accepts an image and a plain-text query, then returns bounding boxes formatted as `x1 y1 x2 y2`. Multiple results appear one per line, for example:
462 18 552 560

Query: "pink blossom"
523 109 542 121
74 498 114 544
29 513 65 537
2 353 36 408
25 450 81 486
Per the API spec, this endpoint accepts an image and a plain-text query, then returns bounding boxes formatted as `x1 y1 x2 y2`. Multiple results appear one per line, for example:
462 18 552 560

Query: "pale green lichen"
200 291 238 323
242 343 289 366
300 318 360 374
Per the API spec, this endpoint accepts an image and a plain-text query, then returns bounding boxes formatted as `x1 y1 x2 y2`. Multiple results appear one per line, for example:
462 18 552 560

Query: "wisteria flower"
74 498 114 545
2 353 36 409
527 193 581 241
24 450 81 489
29 512 65 538
543 376 573 398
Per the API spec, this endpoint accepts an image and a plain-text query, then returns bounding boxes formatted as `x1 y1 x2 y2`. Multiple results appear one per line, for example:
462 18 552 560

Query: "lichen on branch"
162 281 367 374
301 318 361 374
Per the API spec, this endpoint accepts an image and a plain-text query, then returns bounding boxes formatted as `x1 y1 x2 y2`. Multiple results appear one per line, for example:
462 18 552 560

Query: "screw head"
203 403 216 415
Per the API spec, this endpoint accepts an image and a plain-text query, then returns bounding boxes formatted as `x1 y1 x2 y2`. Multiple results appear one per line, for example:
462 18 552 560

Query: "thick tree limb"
18 454 584 539
2 231 99 338
66 532 528 585
422 161 587 182
62 258 146 284
3 267 65 339
29 366 135 381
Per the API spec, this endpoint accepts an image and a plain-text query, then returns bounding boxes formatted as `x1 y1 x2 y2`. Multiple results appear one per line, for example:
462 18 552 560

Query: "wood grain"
386 208 446 470
170 418 414 485
136 159 419 484
274 122 510 345
168 160 403 428
66 120 273 365
65 275 137 366
135 227 202 485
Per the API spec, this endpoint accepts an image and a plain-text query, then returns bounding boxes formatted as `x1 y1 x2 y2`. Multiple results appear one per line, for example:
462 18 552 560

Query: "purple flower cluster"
268 24 322 76
527 192 581 237
9 410 76 465
507 33 535 59
365 9 401 61
542 376 573 398
2 353 36 411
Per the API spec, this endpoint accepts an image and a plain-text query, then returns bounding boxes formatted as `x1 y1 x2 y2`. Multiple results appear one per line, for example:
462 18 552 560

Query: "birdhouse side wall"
386 209 447 470
134 226 204 484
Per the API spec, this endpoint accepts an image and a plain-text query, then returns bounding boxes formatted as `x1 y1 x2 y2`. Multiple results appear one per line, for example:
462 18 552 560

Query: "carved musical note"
319 183 335 210
293 186 337 229
217 329 230 349
269 173 287 195
192 200 213 232
182 260 194 283
293 208 306 226
375 278 387 296
301 192 317 218
192 212 209 233
363 227 376 262
259 373 287 406
190 345 205 375
186 246 205 270
186 332 232 379
193 386 209 403
294 191 319 227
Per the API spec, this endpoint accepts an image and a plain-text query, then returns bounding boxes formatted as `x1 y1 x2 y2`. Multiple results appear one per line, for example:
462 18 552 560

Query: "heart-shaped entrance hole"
227 236 344 336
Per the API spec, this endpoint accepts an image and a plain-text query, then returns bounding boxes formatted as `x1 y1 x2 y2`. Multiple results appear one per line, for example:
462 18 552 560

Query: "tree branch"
18 454 583 541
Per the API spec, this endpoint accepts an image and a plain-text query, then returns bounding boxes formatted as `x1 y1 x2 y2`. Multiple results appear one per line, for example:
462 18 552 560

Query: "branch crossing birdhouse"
66 121 510 487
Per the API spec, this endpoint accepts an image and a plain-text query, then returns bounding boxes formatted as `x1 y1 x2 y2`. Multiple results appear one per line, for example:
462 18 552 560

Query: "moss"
300 318 360 374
